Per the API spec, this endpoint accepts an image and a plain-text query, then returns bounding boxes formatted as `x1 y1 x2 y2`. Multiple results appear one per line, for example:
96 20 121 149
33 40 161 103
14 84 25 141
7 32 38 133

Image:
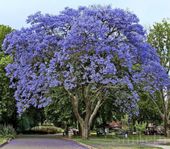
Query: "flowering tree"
3 6 169 139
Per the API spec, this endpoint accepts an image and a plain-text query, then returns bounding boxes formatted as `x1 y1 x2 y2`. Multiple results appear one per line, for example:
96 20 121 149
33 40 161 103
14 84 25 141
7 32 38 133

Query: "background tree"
137 93 162 125
0 25 12 49
44 88 77 133
0 25 17 127
3 6 169 139
94 90 136 131
17 107 45 133
148 19 170 136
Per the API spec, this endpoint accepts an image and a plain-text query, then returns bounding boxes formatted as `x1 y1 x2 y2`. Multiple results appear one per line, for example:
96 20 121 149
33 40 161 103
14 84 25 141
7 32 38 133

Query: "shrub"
135 122 147 133
31 125 64 134
42 120 54 126
0 124 16 138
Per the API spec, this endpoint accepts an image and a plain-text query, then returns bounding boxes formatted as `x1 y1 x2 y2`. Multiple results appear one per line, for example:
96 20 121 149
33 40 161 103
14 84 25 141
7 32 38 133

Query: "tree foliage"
148 19 170 73
0 25 16 126
137 93 162 124
147 19 170 136
44 88 76 128
0 25 12 50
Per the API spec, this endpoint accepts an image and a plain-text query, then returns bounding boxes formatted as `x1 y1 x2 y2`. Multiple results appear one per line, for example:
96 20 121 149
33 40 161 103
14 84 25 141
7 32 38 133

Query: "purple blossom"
2 6 170 113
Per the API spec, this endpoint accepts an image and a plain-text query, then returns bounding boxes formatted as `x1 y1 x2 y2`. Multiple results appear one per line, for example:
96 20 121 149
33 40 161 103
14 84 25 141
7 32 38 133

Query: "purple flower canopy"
3 6 169 113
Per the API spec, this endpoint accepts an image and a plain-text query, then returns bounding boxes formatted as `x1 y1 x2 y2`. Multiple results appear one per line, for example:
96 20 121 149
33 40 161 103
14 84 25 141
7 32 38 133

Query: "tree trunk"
163 113 170 137
65 88 104 139
78 122 82 136
81 122 89 139
166 119 170 137
164 119 168 137
167 125 170 137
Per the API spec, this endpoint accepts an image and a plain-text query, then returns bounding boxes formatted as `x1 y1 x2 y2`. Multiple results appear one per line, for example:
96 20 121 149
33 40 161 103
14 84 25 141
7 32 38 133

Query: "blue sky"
0 0 170 29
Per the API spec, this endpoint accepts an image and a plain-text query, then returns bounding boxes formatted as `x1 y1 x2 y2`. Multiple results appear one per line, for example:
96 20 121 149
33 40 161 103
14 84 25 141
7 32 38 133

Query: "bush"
135 122 147 133
31 125 64 134
0 124 16 138
42 121 54 126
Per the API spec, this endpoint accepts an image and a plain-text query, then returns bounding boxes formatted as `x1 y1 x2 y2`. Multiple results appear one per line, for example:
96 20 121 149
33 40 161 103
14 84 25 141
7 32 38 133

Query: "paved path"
1 136 88 149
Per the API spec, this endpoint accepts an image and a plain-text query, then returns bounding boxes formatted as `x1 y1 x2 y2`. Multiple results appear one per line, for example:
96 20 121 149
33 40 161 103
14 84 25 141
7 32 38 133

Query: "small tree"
3 6 169 139
148 19 170 136
0 25 17 127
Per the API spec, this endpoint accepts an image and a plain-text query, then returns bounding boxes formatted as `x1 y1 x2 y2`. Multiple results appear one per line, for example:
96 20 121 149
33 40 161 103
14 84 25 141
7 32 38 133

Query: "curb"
63 137 98 149
0 138 12 148
75 141 98 149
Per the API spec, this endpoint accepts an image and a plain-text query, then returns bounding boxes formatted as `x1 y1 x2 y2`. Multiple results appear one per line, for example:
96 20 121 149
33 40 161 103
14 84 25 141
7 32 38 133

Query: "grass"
73 135 164 149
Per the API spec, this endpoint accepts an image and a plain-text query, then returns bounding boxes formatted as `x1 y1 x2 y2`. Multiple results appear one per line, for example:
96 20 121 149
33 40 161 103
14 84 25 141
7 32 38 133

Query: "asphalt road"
1 136 88 149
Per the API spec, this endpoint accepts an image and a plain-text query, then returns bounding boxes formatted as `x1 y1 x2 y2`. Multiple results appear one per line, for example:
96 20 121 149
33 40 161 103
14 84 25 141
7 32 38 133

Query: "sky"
0 0 170 29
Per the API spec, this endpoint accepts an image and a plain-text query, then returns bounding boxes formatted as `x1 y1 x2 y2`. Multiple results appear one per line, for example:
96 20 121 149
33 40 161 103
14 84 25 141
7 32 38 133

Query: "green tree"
44 88 77 131
17 107 45 132
148 19 170 136
0 25 16 127
0 25 12 49
138 94 162 124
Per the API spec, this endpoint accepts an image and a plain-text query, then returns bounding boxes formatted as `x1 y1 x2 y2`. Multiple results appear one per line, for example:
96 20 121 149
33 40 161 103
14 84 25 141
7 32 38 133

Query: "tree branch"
65 88 84 125
150 93 164 118
89 97 103 127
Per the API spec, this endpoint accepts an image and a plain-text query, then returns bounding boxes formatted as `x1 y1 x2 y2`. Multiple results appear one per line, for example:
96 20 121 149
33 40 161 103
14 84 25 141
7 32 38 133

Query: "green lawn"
73 135 164 149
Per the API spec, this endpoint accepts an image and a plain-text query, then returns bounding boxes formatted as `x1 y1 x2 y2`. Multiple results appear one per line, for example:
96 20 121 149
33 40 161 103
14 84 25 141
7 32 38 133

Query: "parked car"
113 128 128 138
63 128 79 136
144 125 164 135
96 127 106 136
